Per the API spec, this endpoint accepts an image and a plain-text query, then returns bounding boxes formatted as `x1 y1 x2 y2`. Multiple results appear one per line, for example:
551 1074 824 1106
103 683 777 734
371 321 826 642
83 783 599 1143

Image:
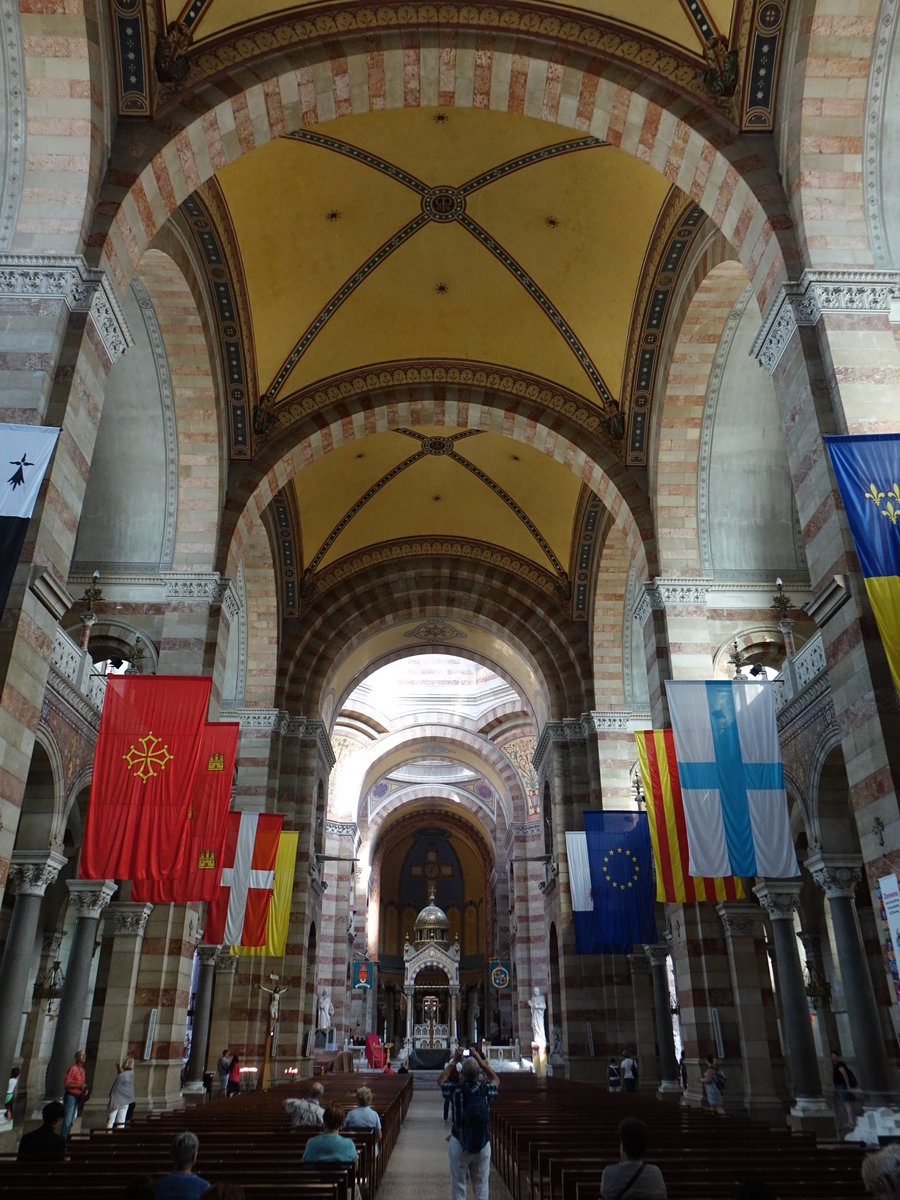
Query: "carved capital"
105 902 153 937
753 879 802 921
0 254 131 362
753 269 900 374
805 853 862 899
643 942 670 966
196 942 220 966
8 850 66 897
215 951 238 974
65 878 117 918
716 902 761 940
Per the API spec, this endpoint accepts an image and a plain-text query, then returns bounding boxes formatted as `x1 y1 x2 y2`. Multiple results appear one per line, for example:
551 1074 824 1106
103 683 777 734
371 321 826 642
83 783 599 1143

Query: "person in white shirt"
285 1081 325 1128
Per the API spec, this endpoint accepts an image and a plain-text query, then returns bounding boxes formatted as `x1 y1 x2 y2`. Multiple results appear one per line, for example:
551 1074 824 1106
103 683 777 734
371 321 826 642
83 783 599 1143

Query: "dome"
414 890 450 943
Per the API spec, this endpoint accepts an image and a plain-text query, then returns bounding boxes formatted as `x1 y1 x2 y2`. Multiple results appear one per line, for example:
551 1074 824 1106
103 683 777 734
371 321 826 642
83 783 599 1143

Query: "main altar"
402 890 460 1061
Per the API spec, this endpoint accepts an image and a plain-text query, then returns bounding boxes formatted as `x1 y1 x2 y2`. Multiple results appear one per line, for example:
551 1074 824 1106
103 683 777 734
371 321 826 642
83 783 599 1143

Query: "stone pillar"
208 953 237 1077
626 953 658 1092
806 853 894 1100
717 903 784 1119
183 944 219 1093
83 902 152 1120
45 880 116 1100
450 987 458 1048
754 881 830 1126
404 988 413 1046
0 852 66 1092
644 944 680 1095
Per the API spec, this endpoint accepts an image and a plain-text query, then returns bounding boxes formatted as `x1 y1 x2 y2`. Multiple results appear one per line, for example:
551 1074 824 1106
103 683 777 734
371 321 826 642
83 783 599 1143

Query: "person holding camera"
438 1046 499 1200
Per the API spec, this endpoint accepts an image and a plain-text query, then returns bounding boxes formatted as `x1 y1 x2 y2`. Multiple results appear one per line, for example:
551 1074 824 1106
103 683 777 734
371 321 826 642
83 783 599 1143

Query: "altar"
402 890 461 1051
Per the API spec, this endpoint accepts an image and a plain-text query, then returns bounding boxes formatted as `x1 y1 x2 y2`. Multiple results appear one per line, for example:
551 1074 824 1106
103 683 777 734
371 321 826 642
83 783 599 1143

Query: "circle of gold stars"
602 846 640 890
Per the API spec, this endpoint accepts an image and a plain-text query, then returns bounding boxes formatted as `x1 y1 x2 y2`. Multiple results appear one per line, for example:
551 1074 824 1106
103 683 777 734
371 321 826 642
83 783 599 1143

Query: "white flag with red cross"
204 811 282 947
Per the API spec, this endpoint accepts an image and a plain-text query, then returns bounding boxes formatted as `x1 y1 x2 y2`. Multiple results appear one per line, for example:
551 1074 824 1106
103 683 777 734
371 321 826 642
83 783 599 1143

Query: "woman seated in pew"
342 1086 382 1145
600 1118 666 1199
302 1105 359 1168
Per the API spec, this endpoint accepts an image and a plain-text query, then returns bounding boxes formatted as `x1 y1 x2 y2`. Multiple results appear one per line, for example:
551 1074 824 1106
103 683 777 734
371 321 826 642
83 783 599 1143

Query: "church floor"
378 1071 514 1200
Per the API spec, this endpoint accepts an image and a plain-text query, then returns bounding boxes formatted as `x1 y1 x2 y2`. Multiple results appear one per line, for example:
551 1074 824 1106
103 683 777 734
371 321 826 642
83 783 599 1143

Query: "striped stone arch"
367 804 497 882
358 723 530 822
652 257 752 576
280 561 593 722
218 388 658 622
87 35 797 308
778 0 880 268
591 521 632 706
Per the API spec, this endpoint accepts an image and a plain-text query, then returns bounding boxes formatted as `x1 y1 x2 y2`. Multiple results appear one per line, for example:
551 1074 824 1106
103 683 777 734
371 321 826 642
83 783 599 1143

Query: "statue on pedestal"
318 988 334 1031
259 980 288 1036
528 986 547 1049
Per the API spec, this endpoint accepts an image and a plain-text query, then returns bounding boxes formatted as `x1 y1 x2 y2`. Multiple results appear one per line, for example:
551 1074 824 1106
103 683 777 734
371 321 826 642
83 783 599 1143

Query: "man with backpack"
438 1045 500 1200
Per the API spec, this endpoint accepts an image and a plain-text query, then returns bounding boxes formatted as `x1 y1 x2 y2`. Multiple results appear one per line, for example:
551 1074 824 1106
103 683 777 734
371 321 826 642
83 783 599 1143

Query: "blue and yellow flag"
826 434 900 697
583 811 657 955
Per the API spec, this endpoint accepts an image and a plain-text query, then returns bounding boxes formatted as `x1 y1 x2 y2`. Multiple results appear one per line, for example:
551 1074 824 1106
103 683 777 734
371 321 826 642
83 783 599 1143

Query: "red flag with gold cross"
80 675 211 882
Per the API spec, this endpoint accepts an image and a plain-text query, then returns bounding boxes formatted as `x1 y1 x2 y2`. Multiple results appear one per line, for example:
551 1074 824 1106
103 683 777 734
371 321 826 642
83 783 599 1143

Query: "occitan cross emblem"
122 732 173 783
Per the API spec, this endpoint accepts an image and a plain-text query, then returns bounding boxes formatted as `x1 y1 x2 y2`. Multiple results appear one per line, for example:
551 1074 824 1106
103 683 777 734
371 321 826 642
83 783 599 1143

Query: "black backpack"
454 1083 490 1152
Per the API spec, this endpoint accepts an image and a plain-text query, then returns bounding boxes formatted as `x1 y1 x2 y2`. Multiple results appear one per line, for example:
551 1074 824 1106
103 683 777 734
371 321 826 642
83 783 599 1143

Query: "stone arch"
17 734 64 854
282 563 591 724
90 42 793 310
12 0 115 256
241 514 279 709
591 522 632 707
778 0 881 269
136 249 222 572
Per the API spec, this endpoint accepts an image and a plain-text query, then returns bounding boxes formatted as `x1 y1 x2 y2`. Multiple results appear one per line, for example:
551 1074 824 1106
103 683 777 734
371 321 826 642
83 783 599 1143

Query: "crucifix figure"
259 979 288 1035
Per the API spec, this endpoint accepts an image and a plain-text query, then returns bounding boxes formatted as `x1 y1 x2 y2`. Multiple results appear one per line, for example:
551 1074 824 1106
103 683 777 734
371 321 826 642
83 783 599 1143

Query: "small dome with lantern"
414 889 451 945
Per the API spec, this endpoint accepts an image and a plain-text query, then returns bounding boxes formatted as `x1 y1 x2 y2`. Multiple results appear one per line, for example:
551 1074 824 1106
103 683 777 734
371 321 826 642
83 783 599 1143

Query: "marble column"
806 853 893 1099
627 953 659 1092
208 953 237 1073
45 880 116 1100
0 852 66 1094
644 944 681 1095
84 902 152 1119
183 944 219 1093
717 903 783 1118
754 881 829 1122
450 987 459 1048
404 988 414 1047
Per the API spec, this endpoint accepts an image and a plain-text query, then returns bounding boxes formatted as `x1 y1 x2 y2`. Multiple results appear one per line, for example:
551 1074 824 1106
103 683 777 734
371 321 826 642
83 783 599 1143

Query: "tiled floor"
379 1072 514 1199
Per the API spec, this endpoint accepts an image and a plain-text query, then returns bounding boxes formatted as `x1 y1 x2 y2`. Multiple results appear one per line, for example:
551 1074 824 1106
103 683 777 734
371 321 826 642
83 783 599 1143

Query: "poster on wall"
352 960 373 989
877 874 900 1008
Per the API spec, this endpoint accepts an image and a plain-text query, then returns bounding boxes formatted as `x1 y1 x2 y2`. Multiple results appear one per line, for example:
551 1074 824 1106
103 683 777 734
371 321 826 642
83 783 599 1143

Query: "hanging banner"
877 874 900 1011
490 961 511 990
352 960 373 989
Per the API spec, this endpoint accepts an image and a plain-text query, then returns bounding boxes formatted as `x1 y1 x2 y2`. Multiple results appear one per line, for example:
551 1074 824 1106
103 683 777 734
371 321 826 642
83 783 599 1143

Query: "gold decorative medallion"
198 849 216 870
122 732 173 783
207 751 225 771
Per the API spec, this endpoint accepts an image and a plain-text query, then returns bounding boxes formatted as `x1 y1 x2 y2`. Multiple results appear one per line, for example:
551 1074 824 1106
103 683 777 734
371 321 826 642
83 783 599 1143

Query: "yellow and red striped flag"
635 729 744 903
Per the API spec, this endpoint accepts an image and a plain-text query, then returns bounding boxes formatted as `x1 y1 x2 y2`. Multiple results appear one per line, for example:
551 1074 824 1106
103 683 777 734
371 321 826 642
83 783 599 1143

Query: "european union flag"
583 811 657 955
825 434 900 698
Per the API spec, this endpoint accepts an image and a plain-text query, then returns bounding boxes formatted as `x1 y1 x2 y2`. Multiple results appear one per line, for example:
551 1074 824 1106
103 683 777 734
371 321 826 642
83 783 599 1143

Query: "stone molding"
283 717 336 770
805 853 862 899
325 821 358 837
716 903 761 939
8 851 66 897
219 709 335 766
533 717 593 770
221 706 282 731
803 574 851 629
584 710 652 734
0 0 24 250
65 878 117 918
0 254 131 362
864 0 900 267
133 275 178 568
753 879 802 920
753 269 900 374
106 902 153 937
29 568 74 623
635 577 809 623
162 572 230 604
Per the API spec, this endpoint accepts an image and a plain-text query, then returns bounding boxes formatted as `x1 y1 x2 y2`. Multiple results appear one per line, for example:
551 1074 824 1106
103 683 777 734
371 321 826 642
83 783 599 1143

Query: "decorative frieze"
162 572 230 604
221 707 283 732
584 710 652 733
0 255 131 362
325 821 358 837
753 270 900 373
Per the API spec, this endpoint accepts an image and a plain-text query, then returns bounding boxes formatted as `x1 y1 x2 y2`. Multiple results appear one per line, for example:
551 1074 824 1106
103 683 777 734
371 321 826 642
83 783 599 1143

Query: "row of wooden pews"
490 1075 870 1200
0 1071 412 1200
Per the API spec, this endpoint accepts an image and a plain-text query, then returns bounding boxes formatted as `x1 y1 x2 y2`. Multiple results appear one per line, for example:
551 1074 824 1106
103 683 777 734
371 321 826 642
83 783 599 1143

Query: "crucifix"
409 847 453 903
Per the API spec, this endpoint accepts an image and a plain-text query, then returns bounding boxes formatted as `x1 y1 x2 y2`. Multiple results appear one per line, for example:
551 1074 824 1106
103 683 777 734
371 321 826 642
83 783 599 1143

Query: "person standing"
831 1050 858 1134
620 1051 638 1094
216 1049 231 1095
438 1047 499 1200
608 1059 621 1094
107 1057 135 1129
702 1054 726 1116
61 1048 88 1140
226 1054 241 1097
